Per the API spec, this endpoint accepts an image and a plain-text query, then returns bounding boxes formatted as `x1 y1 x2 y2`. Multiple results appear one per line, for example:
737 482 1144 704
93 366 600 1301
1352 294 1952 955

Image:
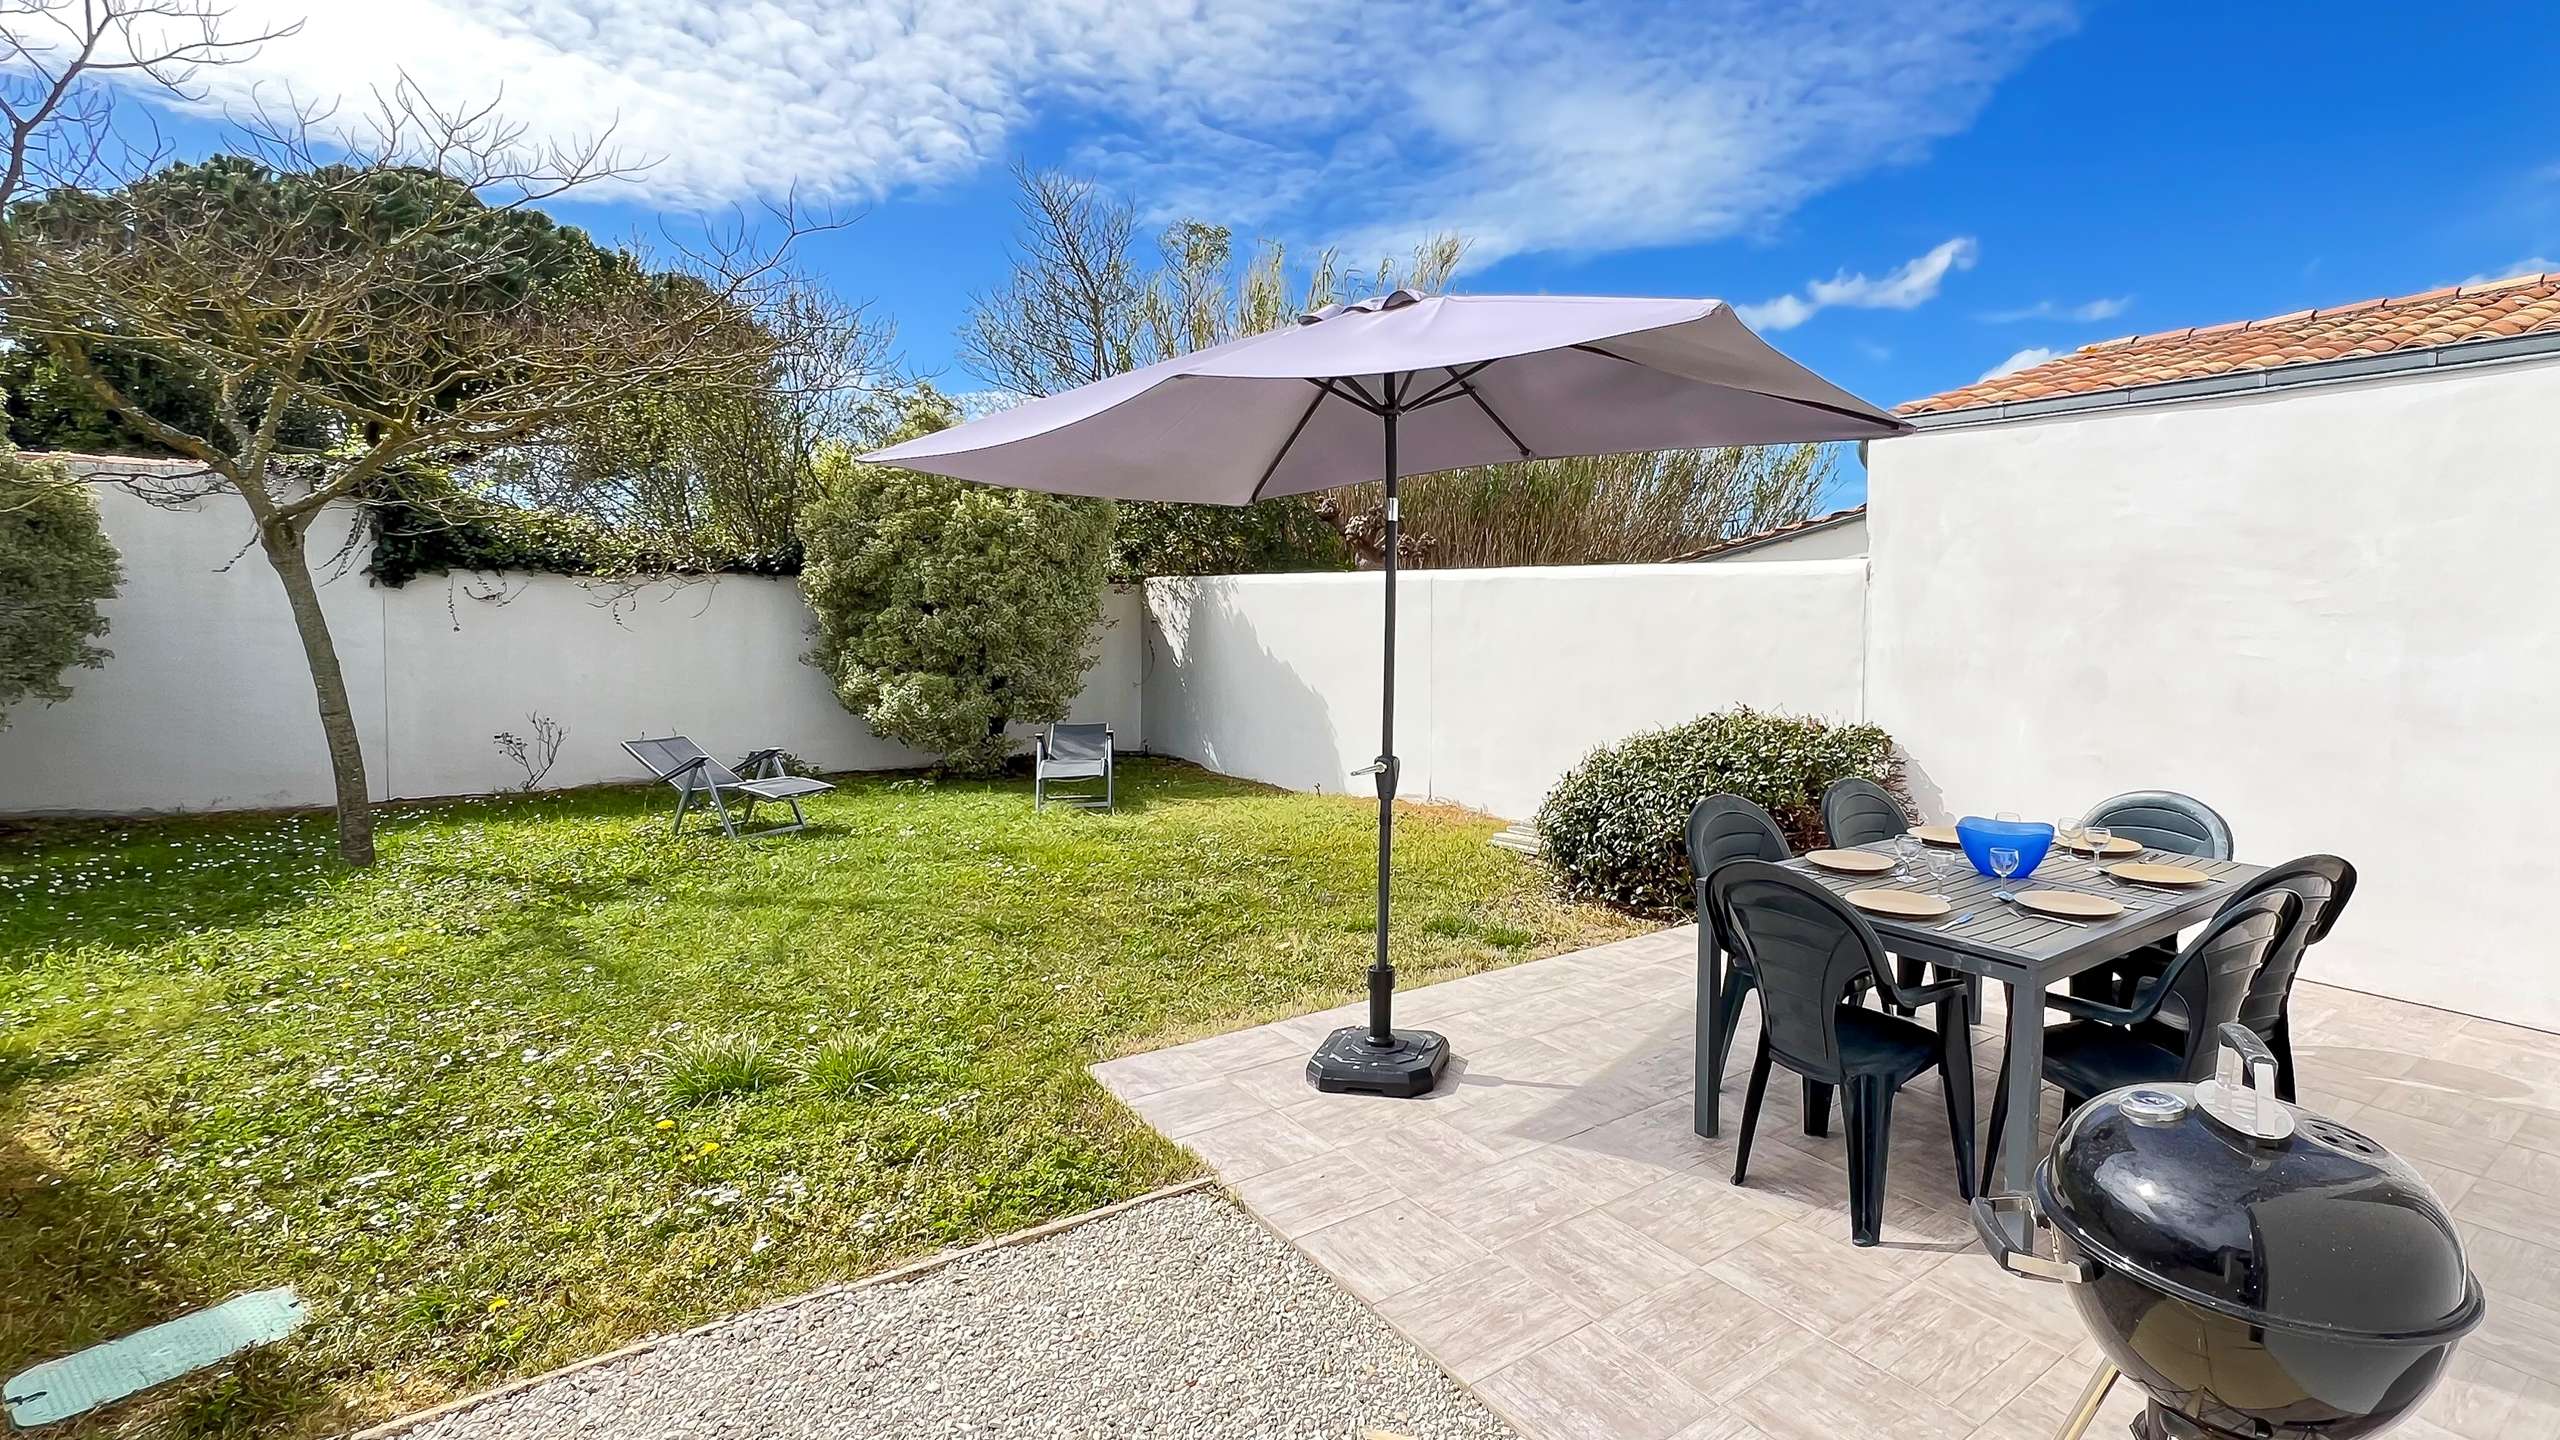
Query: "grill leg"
2051 1360 2119 1440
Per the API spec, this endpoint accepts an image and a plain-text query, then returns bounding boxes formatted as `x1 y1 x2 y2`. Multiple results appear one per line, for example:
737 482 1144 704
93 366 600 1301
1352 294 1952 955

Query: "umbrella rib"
1313 376 1391 418
1248 386 1334 503
1452 370 1534 459
1403 361 1491 411
1573 342 1907 433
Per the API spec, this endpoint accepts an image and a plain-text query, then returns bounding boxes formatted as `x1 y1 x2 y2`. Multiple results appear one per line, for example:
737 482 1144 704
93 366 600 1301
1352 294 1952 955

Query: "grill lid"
2038 1026 2482 1341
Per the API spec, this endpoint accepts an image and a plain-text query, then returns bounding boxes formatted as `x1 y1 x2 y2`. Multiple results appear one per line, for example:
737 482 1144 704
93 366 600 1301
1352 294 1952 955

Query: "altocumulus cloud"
115 0 2074 265
1738 237 1981 332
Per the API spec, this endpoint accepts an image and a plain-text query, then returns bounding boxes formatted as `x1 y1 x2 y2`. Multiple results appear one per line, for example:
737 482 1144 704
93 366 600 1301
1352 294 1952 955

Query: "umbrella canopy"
865 290 1911 496
863 289 1909 1102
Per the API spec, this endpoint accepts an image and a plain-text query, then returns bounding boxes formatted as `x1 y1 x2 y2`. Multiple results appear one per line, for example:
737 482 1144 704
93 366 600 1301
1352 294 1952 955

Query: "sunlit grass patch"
0 759 1644 1437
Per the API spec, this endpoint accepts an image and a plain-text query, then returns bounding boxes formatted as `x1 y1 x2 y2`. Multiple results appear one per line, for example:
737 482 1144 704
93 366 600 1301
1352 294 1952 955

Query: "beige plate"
1846 888 1953 920
2059 834 2143 857
2015 888 2125 921
1910 824 1961 848
2108 861 2211 887
1807 848 1896 875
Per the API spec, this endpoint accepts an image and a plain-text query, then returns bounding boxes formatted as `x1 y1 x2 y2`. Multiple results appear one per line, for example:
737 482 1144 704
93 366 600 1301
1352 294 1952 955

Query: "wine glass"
2082 823 2114 878
1989 845 2022 901
1893 834 1923 878
1921 842 1951 899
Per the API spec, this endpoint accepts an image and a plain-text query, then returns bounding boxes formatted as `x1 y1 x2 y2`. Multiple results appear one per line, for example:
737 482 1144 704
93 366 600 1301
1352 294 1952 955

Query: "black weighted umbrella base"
1307 1026 1450 1098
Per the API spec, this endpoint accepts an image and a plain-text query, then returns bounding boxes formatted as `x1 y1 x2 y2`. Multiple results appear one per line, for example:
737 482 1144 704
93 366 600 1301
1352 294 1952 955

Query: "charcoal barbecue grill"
1973 1025 2484 1440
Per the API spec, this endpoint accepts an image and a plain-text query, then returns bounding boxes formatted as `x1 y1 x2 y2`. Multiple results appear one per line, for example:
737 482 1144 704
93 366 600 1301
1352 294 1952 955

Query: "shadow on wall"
1896 745 1950 822
1145 581 1347 798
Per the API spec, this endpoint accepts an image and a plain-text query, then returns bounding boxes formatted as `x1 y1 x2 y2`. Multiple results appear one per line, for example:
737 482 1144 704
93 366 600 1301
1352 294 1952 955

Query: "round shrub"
1535 707 1899 912
798 392 1114 775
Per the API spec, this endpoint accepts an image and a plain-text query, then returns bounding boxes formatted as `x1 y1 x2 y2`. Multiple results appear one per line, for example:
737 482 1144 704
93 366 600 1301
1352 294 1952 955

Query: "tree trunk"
259 517 377 866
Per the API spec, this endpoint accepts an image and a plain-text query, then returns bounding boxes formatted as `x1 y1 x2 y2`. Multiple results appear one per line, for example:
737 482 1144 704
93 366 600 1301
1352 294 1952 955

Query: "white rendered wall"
1866 358 2560 1031
0 474 1143 813
1143 560 1870 822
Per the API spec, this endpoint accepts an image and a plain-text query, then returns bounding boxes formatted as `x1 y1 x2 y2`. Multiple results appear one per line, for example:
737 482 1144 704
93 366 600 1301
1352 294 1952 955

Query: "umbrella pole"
1369 416 1401 1046
1307 396 1451 1098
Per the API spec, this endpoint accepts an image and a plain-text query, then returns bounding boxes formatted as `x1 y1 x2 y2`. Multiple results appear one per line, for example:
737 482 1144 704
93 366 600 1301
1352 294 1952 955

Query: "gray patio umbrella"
866 289 1910 1097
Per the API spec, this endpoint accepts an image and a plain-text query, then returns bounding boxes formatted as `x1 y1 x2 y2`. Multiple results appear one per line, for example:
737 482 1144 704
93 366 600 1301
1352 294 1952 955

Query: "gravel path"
386 1191 1515 1440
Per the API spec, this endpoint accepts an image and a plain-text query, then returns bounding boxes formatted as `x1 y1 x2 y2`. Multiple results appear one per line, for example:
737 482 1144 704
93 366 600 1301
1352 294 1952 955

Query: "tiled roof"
1669 505 1864 562
1902 271 2560 415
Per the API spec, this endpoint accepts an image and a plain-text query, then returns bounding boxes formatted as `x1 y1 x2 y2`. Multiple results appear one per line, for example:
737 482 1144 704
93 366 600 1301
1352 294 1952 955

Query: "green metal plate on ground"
3 1288 305 1428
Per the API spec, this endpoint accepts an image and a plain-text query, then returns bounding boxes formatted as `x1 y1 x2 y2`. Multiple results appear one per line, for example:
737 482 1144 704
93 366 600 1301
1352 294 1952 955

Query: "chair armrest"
737 747 784 778
1033 734 1050 761
2052 947 2193 1027
670 754 710 778
1900 976 1972 1009
2043 990 2146 1025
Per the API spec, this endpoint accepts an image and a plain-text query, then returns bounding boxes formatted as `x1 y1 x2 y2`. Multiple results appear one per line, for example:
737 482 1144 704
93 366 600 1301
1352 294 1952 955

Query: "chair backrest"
2217 855 2357 1035
1707 861 1896 1084
2086 790 2233 859
1820 776 1907 849
1687 794 1794 878
1046 723 1110 764
622 736 740 796
1688 795 1793 967
2156 889 2301 1080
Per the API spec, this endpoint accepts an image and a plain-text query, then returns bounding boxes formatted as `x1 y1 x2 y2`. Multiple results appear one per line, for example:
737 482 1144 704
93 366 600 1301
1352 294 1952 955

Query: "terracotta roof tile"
1902 272 2560 415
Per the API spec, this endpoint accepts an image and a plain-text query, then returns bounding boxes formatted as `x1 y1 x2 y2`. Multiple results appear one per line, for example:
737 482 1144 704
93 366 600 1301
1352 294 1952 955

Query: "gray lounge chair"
622 736 834 838
1034 723 1113 811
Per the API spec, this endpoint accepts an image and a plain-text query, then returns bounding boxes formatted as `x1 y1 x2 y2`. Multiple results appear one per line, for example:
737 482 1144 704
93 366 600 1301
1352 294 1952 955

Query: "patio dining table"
1693 835 2265 1231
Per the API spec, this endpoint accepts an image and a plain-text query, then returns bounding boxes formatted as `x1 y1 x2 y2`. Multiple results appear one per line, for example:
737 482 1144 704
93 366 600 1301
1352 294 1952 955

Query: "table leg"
1997 979 2044 1205
1695 922 1722 1138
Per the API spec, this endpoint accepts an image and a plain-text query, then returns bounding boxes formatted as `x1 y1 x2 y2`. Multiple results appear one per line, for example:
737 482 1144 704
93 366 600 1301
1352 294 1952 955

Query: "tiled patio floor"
1094 926 2560 1440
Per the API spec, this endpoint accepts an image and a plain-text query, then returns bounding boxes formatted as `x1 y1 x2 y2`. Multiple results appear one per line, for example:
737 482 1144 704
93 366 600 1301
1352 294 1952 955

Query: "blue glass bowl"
1956 817 2055 879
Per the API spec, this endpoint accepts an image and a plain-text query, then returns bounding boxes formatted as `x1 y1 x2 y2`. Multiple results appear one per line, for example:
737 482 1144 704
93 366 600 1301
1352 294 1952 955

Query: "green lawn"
0 759 1640 1437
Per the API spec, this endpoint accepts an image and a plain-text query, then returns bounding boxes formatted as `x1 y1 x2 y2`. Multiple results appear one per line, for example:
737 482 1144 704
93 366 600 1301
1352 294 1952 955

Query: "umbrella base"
1307 1026 1450 1098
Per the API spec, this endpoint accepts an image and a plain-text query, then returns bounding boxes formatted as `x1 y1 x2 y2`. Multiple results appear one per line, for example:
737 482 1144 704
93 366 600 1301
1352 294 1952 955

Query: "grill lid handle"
2195 1023 2294 1142
1971 1194 2096 1284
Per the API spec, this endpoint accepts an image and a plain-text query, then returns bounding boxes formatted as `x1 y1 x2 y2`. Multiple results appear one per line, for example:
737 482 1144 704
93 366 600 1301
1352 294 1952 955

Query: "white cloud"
89 1 2072 265
2459 259 2557 287
1737 237 1979 332
1980 345 2057 381
1983 295 2130 323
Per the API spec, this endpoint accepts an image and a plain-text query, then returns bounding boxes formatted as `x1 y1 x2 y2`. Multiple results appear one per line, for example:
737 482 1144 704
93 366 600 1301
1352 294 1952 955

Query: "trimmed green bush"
798 396 1114 774
1535 707 1899 912
0 451 121 727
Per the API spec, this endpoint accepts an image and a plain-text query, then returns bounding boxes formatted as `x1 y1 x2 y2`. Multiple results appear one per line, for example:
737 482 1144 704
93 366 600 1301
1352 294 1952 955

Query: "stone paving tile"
1092 929 2554 1440
1295 1197 1487 1303
1598 1272 1818 1405
1475 1323 1714 1440
1722 1336 1975 1440
1497 1210 1698 1318
1374 1256 1590 1383
1174 1108 1334 1181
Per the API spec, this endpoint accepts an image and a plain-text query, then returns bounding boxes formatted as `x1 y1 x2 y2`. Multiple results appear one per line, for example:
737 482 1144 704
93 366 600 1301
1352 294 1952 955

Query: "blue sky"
112 1 2559 506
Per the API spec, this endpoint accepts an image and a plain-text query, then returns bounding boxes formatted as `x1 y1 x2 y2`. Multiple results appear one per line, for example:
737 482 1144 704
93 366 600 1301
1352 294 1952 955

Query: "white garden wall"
0 473 1142 813
1142 560 1869 822
1867 357 2560 1032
